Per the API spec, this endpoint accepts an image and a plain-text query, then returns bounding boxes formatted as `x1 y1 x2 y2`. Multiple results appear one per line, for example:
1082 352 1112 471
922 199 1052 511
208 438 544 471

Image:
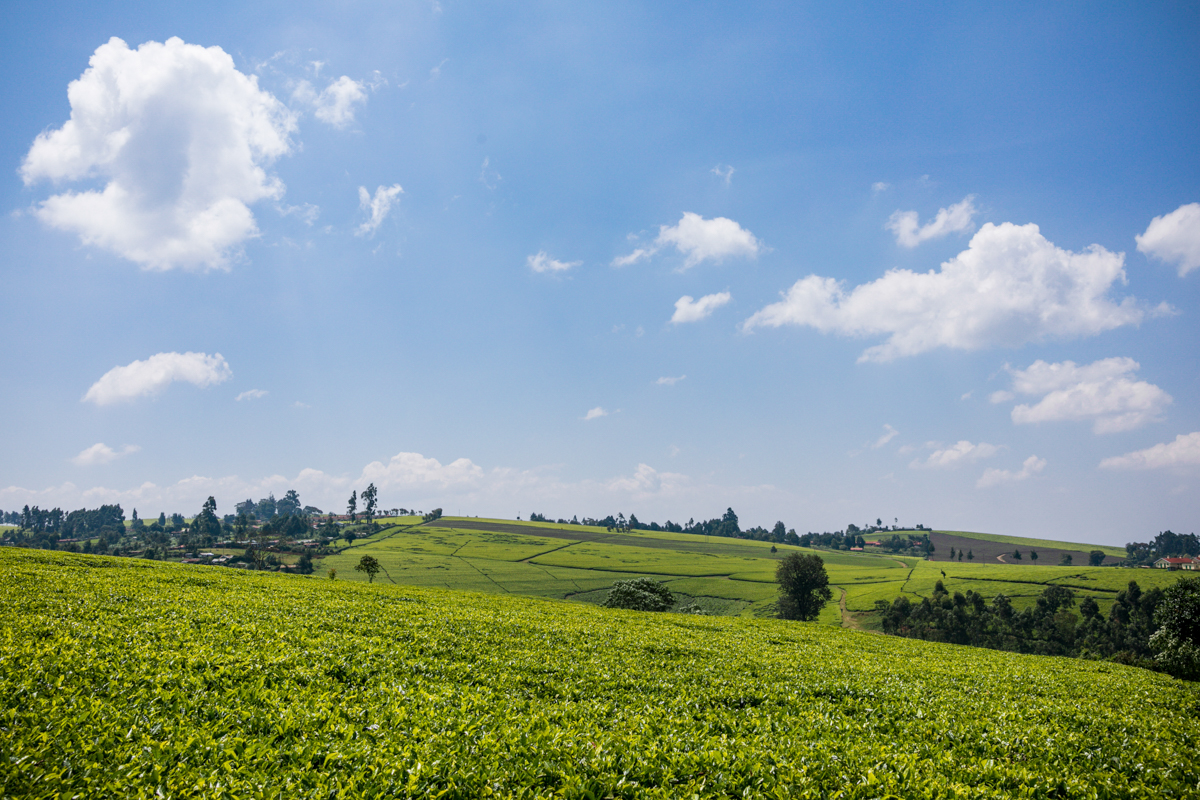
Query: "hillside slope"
2 549 1198 798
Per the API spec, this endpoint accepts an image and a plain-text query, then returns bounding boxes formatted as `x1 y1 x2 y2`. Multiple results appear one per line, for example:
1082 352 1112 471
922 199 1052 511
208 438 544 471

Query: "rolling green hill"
3 548 1198 798
321 517 1179 628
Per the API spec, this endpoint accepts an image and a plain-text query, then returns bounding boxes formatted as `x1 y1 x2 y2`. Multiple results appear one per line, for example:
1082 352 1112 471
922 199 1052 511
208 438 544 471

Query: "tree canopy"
776 553 832 621
602 578 674 612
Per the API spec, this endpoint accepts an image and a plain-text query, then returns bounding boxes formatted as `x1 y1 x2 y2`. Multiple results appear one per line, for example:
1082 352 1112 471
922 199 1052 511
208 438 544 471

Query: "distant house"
1154 557 1198 570
864 541 882 547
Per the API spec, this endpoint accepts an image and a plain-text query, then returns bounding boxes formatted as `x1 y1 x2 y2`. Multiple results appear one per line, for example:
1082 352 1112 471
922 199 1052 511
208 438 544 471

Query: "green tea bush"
2 549 1199 798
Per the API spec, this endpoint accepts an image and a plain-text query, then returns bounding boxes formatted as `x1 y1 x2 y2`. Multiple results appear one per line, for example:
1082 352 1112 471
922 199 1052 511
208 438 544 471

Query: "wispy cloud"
356 184 403 237
656 375 686 386
872 424 899 449
910 440 1000 469
527 251 581 273
583 407 609 420
978 455 1046 488
71 443 140 466
711 164 735 185
236 389 268 401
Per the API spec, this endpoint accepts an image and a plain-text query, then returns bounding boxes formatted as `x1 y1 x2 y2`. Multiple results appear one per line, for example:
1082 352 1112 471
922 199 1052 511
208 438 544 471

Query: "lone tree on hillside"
347 491 358 523
602 578 673 612
776 553 832 621
1089 550 1106 566
355 555 381 583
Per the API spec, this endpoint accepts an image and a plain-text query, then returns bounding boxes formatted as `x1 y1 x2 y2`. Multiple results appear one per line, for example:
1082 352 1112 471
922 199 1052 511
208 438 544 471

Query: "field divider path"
454 557 511 593
519 540 581 563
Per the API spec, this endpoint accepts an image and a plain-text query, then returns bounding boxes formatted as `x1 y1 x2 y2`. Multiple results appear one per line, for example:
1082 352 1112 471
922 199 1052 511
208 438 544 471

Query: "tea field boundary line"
454 556 511 593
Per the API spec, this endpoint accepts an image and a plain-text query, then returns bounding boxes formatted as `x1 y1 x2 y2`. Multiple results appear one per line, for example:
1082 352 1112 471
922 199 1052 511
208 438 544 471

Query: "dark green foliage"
1150 577 1200 680
191 496 221 539
422 508 443 523
776 553 832 621
355 555 382 583
1089 550 1106 566
879 580 1167 666
1060 553 1073 566
602 577 673 611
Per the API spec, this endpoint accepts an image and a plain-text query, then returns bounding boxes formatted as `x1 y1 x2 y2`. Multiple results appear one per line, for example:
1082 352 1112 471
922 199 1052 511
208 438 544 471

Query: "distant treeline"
877 580 1163 666
1125 530 1198 565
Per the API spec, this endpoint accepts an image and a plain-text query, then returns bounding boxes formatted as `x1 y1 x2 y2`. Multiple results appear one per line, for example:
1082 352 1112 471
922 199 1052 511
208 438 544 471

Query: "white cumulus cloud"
71 443 140 466
977 455 1046 488
292 75 367 128
1136 202 1200 276
527 251 580 273
911 440 1000 469
583 407 609 421
235 389 268 401
83 351 232 405
886 196 977 248
1100 432 1200 470
356 184 403 236
1000 357 1172 434
20 37 296 271
613 212 761 271
671 291 731 324
742 222 1151 362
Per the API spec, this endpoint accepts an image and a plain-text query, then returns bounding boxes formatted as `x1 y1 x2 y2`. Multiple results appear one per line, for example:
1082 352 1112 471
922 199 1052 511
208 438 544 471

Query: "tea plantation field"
321 518 1178 628
3 548 1199 798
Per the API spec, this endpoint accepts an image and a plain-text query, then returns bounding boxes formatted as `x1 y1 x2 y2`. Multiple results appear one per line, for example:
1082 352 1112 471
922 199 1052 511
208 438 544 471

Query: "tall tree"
776 553 832 621
193 496 221 539
347 490 357 523
361 483 378 522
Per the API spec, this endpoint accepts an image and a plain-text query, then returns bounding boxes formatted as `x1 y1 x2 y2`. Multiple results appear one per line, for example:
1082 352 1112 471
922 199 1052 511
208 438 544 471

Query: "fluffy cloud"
0 451 781 523
527 251 581 273
583 407 609 420
998 357 1172 434
235 389 268 401
872 424 899 449
671 291 731 324
977 455 1046 488
656 375 686 386
83 351 232 405
742 222 1151 362
292 75 367 128
613 212 761 270
359 451 485 490
1099 432 1200 470
71 443 140 466
356 184 403 236
886 196 977 248
1136 202 1200 276
20 37 296 270
911 440 1000 469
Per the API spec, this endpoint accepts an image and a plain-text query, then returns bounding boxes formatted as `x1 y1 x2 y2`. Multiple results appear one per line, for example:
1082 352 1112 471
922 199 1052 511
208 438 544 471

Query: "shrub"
602 578 673 611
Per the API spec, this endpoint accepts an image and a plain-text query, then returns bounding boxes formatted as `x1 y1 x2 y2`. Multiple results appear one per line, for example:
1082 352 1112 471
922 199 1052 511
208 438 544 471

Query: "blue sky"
2 1 1198 544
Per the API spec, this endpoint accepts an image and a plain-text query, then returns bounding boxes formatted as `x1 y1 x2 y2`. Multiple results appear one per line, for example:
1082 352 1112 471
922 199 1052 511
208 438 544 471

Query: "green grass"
935 529 1126 557
5 548 1198 798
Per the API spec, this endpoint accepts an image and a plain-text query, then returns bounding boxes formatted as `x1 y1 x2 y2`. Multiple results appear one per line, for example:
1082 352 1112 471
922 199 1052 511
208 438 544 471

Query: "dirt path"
838 588 862 630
